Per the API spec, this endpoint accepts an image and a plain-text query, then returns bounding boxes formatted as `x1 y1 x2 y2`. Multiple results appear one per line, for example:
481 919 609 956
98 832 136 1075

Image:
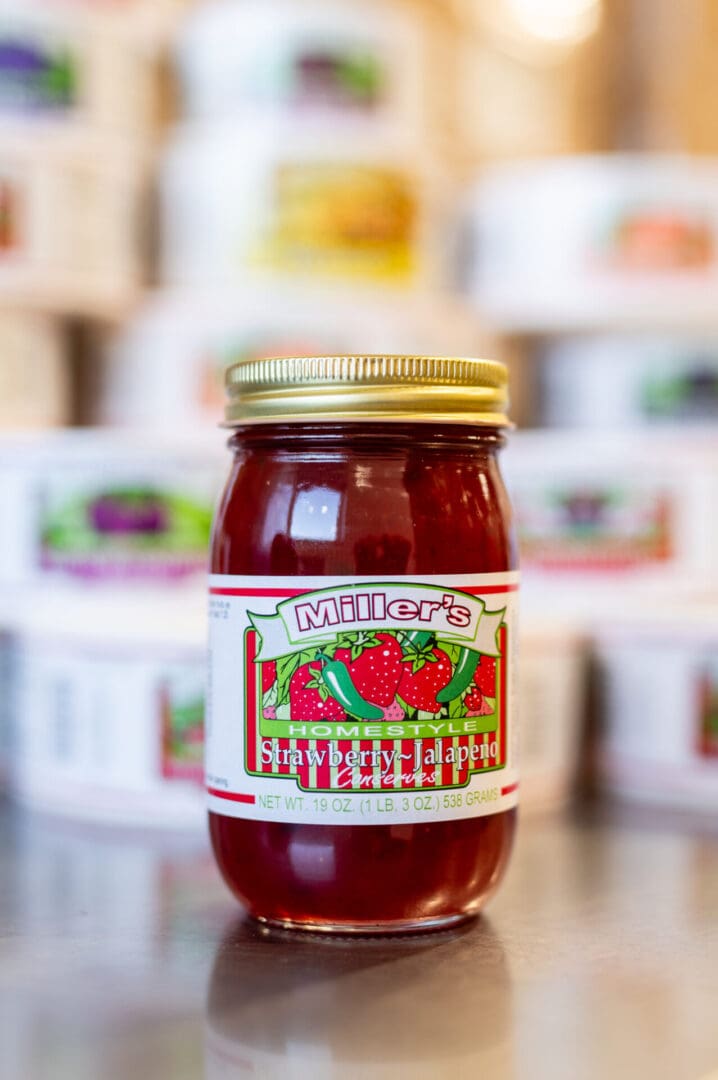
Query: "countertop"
1 799 717 1080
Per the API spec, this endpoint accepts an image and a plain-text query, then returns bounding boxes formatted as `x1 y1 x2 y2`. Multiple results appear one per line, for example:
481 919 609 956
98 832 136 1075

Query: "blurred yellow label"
254 163 418 281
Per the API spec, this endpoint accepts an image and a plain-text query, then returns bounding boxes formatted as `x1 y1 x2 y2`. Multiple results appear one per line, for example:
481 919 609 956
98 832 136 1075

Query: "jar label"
207 573 519 825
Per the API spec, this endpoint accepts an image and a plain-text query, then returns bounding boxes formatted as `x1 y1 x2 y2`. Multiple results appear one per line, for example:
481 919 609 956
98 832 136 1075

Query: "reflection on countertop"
207 917 512 1078
0 799 716 1080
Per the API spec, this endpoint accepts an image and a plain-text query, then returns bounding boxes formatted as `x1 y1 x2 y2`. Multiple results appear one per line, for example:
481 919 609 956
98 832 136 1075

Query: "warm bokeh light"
504 0 601 44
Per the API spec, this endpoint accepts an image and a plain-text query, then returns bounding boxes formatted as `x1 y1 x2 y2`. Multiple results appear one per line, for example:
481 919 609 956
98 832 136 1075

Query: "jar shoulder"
212 441 517 575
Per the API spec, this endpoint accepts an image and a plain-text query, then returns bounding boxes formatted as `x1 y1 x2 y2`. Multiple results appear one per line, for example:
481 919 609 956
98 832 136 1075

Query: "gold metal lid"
224 355 510 427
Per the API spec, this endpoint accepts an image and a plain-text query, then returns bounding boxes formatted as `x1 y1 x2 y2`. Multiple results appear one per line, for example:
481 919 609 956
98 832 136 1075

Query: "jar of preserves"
208 355 519 932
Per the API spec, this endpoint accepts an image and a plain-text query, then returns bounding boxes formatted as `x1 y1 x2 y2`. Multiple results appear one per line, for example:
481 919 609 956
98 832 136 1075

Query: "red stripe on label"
458 735 469 786
401 739 416 789
442 737 453 789
277 736 291 776
360 739 374 792
208 788 257 805
316 742 331 791
501 782 519 797
381 740 395 789
296 738 309 789
211 582 518 598
337 739 352 790
462 584 520 595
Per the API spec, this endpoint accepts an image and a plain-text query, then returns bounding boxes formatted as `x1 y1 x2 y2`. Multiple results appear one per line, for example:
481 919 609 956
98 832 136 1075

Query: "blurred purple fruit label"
39 476 214 581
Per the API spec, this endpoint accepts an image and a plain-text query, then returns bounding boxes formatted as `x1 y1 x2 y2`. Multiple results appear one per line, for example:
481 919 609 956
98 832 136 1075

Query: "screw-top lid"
224 355 510 426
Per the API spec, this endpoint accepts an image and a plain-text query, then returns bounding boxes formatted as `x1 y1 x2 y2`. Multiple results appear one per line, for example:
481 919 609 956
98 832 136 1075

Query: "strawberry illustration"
261 660 277 694
334 632 403 707
289 662 346 721
465 687 494 717
398 646 453 714
474 657 496 697
465 688 484 712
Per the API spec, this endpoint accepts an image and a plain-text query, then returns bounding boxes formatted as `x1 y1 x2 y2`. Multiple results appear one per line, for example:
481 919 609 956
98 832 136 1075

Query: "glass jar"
208 355 519 933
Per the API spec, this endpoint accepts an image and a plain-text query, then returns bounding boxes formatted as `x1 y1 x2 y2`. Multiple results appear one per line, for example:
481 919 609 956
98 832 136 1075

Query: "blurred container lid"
98 284 489 428
0 426 226 467
175 0 448 143
7 583 207 650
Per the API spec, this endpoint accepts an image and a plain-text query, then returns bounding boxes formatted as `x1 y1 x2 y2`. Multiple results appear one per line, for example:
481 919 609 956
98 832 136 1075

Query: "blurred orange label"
600 209 715 272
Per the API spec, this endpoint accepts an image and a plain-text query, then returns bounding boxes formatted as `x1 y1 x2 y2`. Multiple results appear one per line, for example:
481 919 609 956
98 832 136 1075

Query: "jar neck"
227 422 509 455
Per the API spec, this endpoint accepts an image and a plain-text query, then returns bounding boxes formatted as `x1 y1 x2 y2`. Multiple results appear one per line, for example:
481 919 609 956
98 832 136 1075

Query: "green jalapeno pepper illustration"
316 653 384 720
436 647 480 704
402 630 433 652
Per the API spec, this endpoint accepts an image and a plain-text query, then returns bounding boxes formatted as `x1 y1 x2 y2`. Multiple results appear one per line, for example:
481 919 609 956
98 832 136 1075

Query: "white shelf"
471 301 718 338
0 284 143 325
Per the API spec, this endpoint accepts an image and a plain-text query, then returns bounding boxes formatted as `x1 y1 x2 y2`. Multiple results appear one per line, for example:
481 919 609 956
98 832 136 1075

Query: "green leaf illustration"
334 629 383 659
275 654 301 705
304 666 330 702
438 640 462 666
263 681 278 709
448 695 467 719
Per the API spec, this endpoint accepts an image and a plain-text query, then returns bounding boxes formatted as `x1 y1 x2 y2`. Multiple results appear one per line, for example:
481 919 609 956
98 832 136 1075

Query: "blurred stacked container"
0 3 155 325
0 0 212 826
100 0 490 430
12 587 207 828
467 148 718 812
594 600 718 814
1 430 216 825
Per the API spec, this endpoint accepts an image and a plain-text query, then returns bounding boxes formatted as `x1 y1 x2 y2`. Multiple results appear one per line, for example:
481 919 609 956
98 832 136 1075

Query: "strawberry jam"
208 357 518 932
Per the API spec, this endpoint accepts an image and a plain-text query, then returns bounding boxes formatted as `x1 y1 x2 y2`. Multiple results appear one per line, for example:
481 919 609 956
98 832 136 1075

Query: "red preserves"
207 358 518 933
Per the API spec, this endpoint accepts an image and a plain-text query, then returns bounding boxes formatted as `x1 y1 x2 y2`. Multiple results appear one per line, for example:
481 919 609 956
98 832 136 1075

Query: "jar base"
253 910 477 936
